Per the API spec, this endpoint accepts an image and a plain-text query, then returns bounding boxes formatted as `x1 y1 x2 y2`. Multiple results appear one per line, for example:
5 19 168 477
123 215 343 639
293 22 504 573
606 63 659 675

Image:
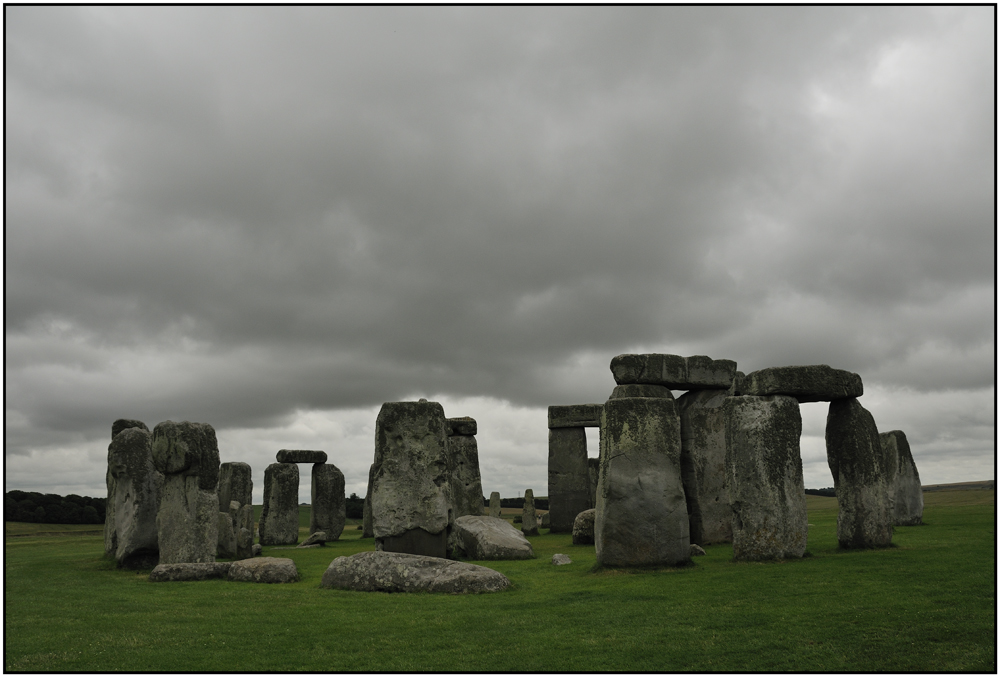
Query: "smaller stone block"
609 384 674 399
217 512 237 559
276 449 327 464
489 491 501 518
521 489 539 536
572 508 596 545
610 354 737 390
744 365 863 403
445 417 478 436
320 551 510 594
452 516 534 560
552 554 572 566
690 544 706 556
149 562 232 582
251 544 262 557
548 404 603 429
227 557 299 583
299 532 327 547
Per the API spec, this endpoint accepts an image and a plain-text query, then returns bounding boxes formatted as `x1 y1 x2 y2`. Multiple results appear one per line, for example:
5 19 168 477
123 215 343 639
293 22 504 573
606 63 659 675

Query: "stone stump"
217 462 252 515
446 417 485 520
521 489 539 536
725 396 807 560
105 419 150 559
880 430 923 526
107 425 162 568
678 389 732 545
572 508 596 545
310 463 346 541
259 463 300 546
548 427 591 533
151 421 221 564
217 511 237 559
826 398 893 548
362 463 375 538
596 391 690 567
489 492 501 518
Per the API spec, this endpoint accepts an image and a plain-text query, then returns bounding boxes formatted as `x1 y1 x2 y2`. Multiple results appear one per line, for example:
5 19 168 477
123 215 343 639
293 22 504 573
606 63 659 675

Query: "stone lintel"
445 417 478 436
744 365 863 402
548 404 603 429
610 354 737 390
276 449 328 464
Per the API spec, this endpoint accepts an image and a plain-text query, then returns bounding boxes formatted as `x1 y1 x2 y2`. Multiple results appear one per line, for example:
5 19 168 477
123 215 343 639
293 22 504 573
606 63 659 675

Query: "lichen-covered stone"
217 462 252 515
320 551 510 594
678 389 732 545
725 396 807 561
445 417 478 436
228 557 299 583
276 449 327 464
107 426 162 568
452 515 534 560
234 503 254 560
251 543 262 557
552 553 572 565
744 365 863 403
609 384 674 399
548 404 603 429
521 489 539 536
448 433 484 520
310 463 345 540
489 491 501 518
588 457 600 509
880 430 923 526
299 531 327 547
362 463 375 538
572 508 595 545
548 427 591 533
827 399 893 548
596 396 689 567
149 562 231 582
106 419 150 559
259 463 300 545
151 421 220 491
610 354 736 390
217 512 237 559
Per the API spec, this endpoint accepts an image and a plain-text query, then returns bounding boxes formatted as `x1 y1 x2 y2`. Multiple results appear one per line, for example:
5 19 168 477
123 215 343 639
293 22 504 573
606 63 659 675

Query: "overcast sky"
6 6 995 505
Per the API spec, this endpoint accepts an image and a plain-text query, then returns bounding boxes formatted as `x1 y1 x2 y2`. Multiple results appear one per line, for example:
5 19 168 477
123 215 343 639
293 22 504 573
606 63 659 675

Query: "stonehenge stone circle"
259 462 300 546
320 551 511 594
547 426 591 533
276 449 328 464
743 365 863 403
150 421 221 564
217 512 237 559
446 417 485 520
217 462 252 515
107 425 162 568
596 390 690 567
489 491 501 518
610 354 737 390
105 419 150 559
725 395 808 560
826 398 893 548
880 430 923 526
452 515 534 560
678 388 732 546
310 462 346 540
371 400 453 558
521 489 539 536
572 508 595 545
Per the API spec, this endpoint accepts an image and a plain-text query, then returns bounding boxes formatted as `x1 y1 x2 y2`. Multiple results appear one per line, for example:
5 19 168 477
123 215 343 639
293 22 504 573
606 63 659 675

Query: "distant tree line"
5 490 106 524
805 487 836 497
346 493 364 519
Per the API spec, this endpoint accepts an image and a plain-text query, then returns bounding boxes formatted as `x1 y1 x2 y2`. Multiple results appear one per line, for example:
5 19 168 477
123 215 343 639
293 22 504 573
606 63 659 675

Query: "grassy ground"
5 490 994 672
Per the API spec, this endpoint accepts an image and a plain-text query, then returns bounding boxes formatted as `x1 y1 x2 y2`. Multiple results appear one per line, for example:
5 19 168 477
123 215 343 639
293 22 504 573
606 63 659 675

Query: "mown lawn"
4 490 994 672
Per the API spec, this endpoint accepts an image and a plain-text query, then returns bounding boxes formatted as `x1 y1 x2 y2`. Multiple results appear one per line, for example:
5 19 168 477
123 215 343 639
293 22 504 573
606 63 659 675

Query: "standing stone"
572 508 596 545
826 398 893 548
234 503 254 560
881 430 923 526
107 425 162 568
217 512 237 559
259 463 300 546
548 427 591 533
217 462 252 515
678 389 732 545
371 401 452 558
310 463 346 541
521 489 539 536
150 421 221 564
489 492 501 518
106 419 150 559
596 392 690 567
588 457 600 509
725 396 807 561
446 420 485 520
362 463 375 538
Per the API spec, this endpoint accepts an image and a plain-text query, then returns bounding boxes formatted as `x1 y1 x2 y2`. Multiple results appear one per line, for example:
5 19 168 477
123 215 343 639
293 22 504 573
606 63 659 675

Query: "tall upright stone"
521 489 539 536
234 502 254 560
106 419 150 559
151 421 221 564
826 398 893 548
217 462 253 515
310 463 346 541
446 417 485 520
362 463 375 538
548 427 591 533
217 512 237 559
725 396 807 560
596 390 690 567
881 430 923 526
588 457 600 509
678 389 732 545
371 400 453 558
107 425 162 568
489 491 501 518
259 463 300 546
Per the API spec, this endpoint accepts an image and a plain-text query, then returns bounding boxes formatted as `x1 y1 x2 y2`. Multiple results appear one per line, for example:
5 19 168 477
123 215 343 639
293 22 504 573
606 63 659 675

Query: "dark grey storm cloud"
5 6 994 498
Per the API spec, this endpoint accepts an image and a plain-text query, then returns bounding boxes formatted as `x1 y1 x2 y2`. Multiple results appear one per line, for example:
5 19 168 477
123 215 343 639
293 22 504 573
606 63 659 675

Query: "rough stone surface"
596 397 689 567
445 416 478 436
827 398 893 548
548 404 603 429
362 463 375 538
725 396 808 561
452 515 534 560
548 427 591 533
320 551 510 594
310 463 346 540
113 418 149 439
276 449 328 464
299 531 327 547
609 384 675 399
521 489 539 536
552 553 572 566
572 508 596 545
107 426 162 568
678 389 732 545
588 457 600 509
259 463 300 546
151 421 221 564
448 434 485 520
371 401 452 553
880 430 923 526
489 492 501 518
149 562 231 582
251 544 262 557
610 354 737 390
228 557 299 583
106 419 150 559
217 462 253 515
690 544 707 556
217 512 237 559
234 502 254 560
743 365 863 403
540 512 550 528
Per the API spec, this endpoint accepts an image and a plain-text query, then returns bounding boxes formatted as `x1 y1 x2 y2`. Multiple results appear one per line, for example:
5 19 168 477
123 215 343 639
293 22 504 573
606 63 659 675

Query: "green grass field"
5 490 994 672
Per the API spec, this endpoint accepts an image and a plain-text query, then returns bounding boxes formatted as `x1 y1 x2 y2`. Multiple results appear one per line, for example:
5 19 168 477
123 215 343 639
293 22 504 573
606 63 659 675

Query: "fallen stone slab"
149 562 232 582
610 354 737 390
320 551 510 594
552 554 572 566
547 404 603 429
299 531 327 547
690 544 707 556
743 365 863 403
453 515 534 560
276 449 328 464
572 508 595 545
227 557 299 583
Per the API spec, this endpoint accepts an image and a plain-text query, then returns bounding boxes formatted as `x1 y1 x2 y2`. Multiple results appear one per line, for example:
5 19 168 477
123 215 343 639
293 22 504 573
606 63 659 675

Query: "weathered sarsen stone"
881 430 923 526
234 503 254 560
521 489 539 536
259 463 300 546
743 365 863 403
725 396 807 561
446 419 484 520
596 391 690 567
106 419 150 559
310 463 346 541
572 508 595 545
320 551 510 594
452 515 534 560
678 389 732 545
489 492 501 518
610 354 736 390
228 557 299 583
548 427 591 533
107 425 162 569
217 512 237 559
151 421 221 564
548 404 602 429
276 449 328 464
217 462 252 515
362 463 376 538
149 562 231 582
827 398 893 548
